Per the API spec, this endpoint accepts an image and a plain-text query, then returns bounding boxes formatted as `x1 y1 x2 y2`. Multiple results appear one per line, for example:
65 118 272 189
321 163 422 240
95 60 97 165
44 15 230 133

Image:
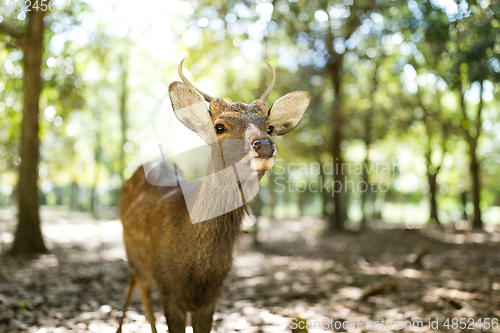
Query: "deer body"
120 164 243 328
117 59 310 333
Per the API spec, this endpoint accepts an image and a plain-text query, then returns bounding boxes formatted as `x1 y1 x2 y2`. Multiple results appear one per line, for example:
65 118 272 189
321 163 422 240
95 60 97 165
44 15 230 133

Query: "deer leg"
116 273 136 333
162 297 186 333
191 306 215 333
136 278 158 333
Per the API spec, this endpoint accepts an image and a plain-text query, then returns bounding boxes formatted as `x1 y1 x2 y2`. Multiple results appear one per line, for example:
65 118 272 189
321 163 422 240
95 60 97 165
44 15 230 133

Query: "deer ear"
169 81 214 141
268 91 310 135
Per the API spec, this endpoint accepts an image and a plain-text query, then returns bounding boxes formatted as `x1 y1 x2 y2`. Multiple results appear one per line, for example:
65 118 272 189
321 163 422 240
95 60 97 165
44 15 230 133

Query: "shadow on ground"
0 208 499 332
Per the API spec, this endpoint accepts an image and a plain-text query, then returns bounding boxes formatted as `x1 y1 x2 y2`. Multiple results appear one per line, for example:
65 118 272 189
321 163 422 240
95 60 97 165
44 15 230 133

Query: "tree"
416 89 453 226
446 3 499 229
1 7 49 254
269 0 389 232
115 36 132 184
401 3 454 225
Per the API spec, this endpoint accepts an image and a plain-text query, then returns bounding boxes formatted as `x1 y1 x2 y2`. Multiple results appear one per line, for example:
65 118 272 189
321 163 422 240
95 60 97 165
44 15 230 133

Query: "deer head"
168 58 310 179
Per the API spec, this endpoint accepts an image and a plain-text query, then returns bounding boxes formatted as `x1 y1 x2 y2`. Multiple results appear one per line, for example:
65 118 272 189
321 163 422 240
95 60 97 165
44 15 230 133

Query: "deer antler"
178 58 214 103
259 60 276 102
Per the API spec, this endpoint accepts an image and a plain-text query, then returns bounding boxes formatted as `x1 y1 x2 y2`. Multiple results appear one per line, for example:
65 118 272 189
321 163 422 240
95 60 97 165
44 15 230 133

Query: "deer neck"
186 146 249 275
187 141 251 226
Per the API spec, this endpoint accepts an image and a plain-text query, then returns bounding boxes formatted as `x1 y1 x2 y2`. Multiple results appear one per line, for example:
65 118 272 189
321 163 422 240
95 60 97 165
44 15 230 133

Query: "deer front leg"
162 297 186 333
191 306 215 333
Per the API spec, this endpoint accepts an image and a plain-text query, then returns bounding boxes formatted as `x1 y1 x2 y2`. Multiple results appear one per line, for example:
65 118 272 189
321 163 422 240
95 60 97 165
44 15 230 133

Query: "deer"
117 58 310 333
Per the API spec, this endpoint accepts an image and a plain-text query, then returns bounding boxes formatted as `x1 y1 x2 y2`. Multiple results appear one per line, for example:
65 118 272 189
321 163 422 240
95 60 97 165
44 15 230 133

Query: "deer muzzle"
249 139 277 171
252 139 275 159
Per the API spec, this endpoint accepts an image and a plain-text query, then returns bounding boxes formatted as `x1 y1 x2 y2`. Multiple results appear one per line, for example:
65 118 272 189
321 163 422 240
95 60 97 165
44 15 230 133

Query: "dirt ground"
0 208 499 333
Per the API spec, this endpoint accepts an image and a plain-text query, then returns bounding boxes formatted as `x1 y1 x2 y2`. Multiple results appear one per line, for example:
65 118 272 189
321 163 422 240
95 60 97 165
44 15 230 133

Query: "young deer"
117 59 310 333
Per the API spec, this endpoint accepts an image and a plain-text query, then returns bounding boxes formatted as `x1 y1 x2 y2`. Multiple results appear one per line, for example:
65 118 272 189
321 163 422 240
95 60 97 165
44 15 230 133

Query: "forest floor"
0 207 499 333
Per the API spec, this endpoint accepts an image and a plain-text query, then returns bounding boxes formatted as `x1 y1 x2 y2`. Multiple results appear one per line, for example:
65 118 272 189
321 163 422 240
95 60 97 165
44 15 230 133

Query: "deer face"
169 59 310 177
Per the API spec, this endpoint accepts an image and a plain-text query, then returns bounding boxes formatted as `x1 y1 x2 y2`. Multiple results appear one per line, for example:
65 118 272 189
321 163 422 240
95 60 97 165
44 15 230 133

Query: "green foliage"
0 0 499 224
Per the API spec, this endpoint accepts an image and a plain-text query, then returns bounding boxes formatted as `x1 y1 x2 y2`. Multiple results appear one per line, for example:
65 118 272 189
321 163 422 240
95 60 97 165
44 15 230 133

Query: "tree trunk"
70 181 79 211
425 141 441 227
458 82 483 230
330 116 345 232
327 56 346 233
469 141 482 229
319 162 330 219
360 158 370 227
298 183 306 216
311 152 325 219
361 63 377 229
373 189 384 220
90 187 98 218
360 116 372 228
90 111 102 219
461 191 468 221
428 173 439 225
118 51 128 183
8 9 48 255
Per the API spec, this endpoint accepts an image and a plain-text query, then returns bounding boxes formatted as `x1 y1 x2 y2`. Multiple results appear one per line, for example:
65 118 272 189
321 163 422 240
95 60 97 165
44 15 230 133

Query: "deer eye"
267 126 275 135
214 124 227 134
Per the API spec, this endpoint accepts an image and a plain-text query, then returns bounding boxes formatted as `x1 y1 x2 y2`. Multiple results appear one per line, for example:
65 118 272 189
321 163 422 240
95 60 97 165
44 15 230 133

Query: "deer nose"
252 140 274 159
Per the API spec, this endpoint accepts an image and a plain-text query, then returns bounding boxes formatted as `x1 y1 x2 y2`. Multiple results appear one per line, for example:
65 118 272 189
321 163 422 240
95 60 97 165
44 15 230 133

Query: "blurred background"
0 0 500 239
0 0 499 248
1 1 500 332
